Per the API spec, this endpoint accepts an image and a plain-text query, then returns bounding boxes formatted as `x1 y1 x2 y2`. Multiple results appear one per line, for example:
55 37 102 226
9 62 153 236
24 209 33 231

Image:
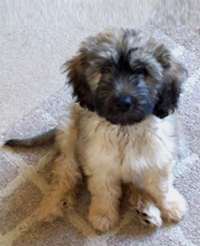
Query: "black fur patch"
153 71 182 118
66 55 95 111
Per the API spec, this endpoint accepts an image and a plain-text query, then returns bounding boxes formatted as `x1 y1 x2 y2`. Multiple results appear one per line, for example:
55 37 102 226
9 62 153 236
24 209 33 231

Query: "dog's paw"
89 212 118 232
162 189 187 222
136 203 163 228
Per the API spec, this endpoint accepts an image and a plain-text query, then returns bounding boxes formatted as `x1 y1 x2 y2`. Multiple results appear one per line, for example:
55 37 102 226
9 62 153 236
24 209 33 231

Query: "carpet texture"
1 2 200 246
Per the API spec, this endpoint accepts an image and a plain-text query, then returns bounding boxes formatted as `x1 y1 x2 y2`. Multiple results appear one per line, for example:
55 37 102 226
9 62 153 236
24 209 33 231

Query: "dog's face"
65 29 185 125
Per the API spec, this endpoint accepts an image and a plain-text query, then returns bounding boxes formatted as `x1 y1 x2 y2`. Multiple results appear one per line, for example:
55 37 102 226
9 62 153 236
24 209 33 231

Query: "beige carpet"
1 1 200 246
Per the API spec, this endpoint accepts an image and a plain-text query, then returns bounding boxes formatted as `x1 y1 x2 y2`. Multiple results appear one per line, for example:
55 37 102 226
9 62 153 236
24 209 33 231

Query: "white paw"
136 203 163 228
162 189 187 222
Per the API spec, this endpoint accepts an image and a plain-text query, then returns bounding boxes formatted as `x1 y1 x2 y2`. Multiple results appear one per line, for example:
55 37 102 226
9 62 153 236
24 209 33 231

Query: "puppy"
5 28 187 232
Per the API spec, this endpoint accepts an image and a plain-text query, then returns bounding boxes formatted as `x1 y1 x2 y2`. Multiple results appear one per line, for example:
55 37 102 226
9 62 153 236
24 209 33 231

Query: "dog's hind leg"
37 116 82 222
124 184 163 227
141 165 187 224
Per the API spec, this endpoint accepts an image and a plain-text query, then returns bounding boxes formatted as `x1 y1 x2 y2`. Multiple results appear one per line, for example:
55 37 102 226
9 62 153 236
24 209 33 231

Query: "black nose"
115 95 132 112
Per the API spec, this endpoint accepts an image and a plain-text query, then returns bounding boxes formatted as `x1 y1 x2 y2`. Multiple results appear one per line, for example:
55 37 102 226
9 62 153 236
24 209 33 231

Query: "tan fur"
37 103 187 231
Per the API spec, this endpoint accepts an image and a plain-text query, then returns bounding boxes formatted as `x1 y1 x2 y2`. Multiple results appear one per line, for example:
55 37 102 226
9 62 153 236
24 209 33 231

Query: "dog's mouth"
105 113 147 125
97 109 150 125
94 91 154 125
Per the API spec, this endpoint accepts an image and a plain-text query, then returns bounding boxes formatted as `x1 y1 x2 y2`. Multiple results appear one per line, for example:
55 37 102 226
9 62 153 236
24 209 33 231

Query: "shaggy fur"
5 28 187 232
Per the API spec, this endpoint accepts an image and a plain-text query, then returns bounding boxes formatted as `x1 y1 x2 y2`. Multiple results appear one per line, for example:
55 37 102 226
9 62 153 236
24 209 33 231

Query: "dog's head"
64 29 186 125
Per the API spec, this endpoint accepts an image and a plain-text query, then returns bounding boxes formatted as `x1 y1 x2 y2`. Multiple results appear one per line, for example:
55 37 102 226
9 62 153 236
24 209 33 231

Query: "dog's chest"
79 114 176 181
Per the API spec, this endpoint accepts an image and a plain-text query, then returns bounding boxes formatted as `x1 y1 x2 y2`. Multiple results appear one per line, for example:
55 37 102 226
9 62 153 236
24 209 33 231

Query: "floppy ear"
64 53 95 111
153 45 186 118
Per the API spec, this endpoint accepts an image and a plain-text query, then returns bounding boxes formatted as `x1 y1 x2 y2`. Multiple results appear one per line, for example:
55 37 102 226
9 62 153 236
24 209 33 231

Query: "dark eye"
134 67 148 76
101 66 112 74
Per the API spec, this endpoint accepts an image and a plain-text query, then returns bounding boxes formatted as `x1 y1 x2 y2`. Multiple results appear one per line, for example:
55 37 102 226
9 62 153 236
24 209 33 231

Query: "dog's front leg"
141 165 187 223
88 175 121 232
37 119 82 222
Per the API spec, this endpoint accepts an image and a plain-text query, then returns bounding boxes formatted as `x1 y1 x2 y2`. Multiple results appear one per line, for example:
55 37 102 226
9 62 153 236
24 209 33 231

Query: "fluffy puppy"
5 29 187 232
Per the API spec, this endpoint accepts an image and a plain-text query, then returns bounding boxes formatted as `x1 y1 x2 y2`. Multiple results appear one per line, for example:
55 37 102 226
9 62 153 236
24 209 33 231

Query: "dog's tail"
4 128 57 148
